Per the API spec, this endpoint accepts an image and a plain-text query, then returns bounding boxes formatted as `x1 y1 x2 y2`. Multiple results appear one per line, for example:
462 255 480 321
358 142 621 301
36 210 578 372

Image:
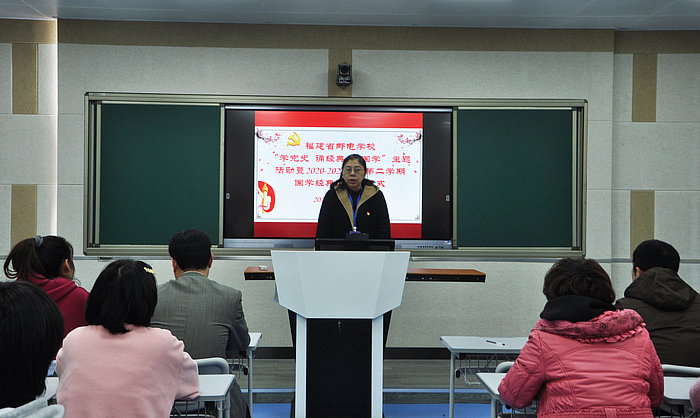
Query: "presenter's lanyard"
348 186 363 232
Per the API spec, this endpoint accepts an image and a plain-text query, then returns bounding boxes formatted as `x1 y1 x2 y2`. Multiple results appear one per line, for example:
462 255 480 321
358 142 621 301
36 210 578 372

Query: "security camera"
336 62 352 87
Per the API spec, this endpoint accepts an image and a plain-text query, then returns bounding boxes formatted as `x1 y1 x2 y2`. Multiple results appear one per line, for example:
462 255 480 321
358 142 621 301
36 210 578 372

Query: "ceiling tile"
575 0 671 16
0 4 51 19
0 0 699 30
634 15 700 30
25 0 109 8
50 6 120 20
116 7 193 21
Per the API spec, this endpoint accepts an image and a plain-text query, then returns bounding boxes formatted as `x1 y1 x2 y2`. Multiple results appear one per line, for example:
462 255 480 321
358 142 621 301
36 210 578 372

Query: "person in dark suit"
316 154 391 239
151 229 251 418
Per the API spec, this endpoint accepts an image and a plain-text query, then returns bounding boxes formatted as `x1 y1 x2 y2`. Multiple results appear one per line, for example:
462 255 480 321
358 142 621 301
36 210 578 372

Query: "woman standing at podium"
313 153 393 349
316 154 391 239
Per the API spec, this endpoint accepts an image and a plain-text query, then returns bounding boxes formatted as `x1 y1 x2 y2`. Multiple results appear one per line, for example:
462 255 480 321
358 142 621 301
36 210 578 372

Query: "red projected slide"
253 111 423 238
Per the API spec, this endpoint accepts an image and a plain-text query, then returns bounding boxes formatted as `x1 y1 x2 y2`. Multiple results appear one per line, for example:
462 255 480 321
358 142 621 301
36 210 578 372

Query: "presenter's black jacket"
616 267 700 367
316 184 391 239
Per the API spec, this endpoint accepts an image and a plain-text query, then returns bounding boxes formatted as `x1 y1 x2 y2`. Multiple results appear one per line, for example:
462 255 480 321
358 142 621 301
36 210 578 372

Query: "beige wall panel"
11 184 36 246
56 184 83 251
612 122 700 190
657 54 700 123
58 44 327 115
613 53 633 122
36 184 57 235
586 190 612 260
614 31 700 54
11 42 37 115
0 43 10 114
38 43 57 116
0 19 56 44
655 191 700 260
390 261 549 345
72 258 109 291
610 262 633 300
352 50 614 121
630 190 655 255
677 265 700 290
587 120 613 190
0 185 10 254
611 190 631 259
57 114 83 185
0 115 57 184
59 20 612 52
631 53 657 122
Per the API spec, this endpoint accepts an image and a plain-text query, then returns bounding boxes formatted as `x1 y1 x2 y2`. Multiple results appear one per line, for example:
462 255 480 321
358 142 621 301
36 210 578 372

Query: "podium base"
307 319 372 417
295 315 384 418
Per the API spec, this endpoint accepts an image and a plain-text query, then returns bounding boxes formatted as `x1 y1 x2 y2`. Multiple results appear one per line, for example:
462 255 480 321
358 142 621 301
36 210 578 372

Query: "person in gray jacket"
151 229 250 417
616 239 700 367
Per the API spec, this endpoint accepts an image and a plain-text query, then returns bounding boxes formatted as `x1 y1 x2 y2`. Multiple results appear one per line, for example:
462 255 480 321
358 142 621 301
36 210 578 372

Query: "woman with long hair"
3 235 88 337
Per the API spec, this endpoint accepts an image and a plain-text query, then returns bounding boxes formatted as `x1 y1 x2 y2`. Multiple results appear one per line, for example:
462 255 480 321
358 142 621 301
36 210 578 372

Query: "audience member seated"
691 378 700 410
152 229 250 418
616 239 700 367
498 257 663 417
3 235 88 337
0 281 65 417
56 259 199 417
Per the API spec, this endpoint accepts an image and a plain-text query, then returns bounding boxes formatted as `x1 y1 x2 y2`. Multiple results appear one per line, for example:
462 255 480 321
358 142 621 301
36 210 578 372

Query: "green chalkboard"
457 109 575 248
97 103 221 245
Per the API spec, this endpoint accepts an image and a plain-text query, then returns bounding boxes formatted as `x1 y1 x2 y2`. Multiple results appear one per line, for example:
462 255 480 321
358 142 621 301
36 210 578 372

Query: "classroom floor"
236 359 495 418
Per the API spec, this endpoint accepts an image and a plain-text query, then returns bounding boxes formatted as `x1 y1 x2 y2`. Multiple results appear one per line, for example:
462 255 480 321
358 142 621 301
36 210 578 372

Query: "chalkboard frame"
83 93 586 258
454 103 587 257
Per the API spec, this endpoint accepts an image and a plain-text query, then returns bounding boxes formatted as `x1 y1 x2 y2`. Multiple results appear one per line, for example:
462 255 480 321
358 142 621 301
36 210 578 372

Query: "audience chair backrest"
662 364 700 377
194 357 229 375
496 361 514 373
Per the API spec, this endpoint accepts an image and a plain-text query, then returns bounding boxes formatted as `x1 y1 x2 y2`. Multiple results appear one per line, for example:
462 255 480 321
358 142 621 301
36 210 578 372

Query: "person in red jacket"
498 257 663 417
3 235 89 337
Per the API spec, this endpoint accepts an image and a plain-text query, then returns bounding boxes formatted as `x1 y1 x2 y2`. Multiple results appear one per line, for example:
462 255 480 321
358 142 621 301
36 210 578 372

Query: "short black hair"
169 229 212 271
0 281 64 408
85 259 157 334
543 257 615 303
633 239 680 272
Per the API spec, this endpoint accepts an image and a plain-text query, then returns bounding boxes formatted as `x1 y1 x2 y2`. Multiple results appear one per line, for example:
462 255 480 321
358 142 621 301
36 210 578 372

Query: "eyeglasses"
343 166 365 174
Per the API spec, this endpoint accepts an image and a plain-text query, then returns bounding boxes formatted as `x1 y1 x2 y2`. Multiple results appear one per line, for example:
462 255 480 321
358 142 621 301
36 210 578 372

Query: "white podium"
272 250 409 418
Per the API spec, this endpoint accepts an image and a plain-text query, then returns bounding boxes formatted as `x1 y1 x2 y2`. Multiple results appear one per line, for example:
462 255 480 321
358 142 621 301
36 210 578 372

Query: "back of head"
168 229 212 270
0 281 64 408
85 259 157 334
543 257 615 303
633 239 680 272
3 235 74 281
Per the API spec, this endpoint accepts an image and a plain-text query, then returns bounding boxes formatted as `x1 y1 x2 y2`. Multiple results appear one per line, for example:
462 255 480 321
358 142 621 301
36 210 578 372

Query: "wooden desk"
477 374 697 418
46 375 235 418
182 374 236 418
244 266 486 282
440 336 527 418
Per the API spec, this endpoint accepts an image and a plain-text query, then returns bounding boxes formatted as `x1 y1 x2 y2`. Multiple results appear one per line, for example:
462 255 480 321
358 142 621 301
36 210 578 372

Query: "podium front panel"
271 250 409 319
